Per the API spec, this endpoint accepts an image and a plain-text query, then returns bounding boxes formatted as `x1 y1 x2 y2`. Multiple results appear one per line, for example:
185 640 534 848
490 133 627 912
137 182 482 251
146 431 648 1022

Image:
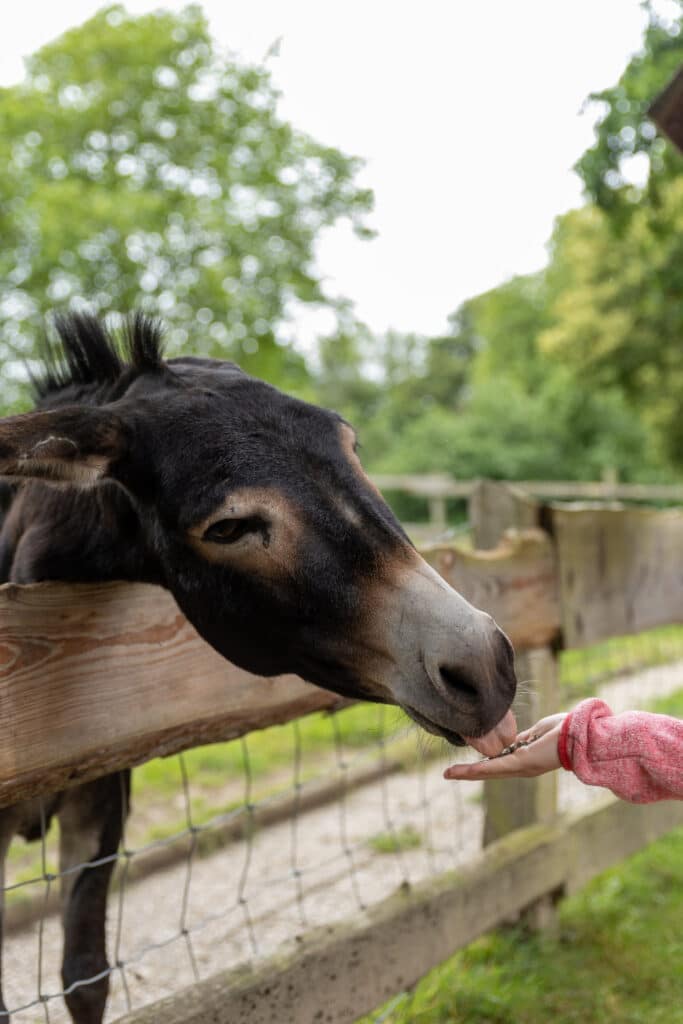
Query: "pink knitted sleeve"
559 698 683 803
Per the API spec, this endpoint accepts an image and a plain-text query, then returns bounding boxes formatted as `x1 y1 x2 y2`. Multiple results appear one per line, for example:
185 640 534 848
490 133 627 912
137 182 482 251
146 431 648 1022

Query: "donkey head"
0 315 516 747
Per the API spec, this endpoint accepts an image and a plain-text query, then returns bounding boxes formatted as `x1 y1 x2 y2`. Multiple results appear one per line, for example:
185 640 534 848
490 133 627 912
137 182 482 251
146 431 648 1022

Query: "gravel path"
5 659 683 1024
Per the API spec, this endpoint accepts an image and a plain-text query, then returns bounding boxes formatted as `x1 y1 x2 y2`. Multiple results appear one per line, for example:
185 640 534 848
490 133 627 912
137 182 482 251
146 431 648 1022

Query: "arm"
559 698 683 803
445 699 683 804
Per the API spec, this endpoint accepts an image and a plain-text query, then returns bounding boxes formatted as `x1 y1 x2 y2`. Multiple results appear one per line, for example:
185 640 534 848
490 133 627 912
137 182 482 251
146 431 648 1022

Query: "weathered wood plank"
423 529 561 650
469 484 560 876
111 797 683 1024
469 479 540 550
0 581 343 810
551 504 683 648
483 646 559 846
0 533 559 808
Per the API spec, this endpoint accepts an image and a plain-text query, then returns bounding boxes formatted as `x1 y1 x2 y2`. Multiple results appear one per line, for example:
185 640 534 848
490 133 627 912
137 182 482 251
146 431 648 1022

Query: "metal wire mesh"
1 620 683 1023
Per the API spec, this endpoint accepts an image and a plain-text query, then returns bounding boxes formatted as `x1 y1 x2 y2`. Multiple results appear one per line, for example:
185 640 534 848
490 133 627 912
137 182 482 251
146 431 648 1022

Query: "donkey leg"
58 772 130 1024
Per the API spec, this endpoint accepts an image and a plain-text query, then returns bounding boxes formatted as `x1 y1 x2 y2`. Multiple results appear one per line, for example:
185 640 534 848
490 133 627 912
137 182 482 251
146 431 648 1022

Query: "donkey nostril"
439 665 479 702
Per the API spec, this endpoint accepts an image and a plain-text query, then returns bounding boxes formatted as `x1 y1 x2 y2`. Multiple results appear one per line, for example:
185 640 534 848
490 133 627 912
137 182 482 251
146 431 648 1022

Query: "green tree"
529 1 683 469
316 316 478 469
465 273 551 391
371 370 659 484
576 0 683 229
0 4 372 409
540 183 683 467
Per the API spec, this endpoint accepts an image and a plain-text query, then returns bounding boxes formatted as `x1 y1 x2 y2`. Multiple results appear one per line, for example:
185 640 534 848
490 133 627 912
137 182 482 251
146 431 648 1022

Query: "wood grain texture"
551 504 683 648
0 581 343 809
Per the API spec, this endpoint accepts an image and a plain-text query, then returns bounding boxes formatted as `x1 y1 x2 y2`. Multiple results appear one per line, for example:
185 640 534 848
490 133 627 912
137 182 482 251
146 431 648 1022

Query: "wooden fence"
2 481 683 1021
371 472 683 530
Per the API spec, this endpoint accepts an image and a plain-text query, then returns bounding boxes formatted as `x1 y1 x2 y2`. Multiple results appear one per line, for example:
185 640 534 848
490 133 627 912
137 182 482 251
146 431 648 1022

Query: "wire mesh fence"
2 621 683 1023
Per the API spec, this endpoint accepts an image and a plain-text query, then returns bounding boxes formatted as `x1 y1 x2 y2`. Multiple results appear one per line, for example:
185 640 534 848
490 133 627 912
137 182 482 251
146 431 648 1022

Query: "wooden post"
482 644 562 930
601 465 619 499
428 495 448 531
469 479 540 550
468 482 560 854
482 645 559 845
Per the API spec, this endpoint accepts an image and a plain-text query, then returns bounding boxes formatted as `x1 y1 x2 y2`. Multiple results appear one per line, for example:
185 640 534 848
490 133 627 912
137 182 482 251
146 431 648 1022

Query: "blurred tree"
540 0 683 468
465 274 551 391
317 316 478 465
576 0 683 231
540 183 683 467
348 1 682 488
0 4 373 409
421 307 479 408
371 369 659 484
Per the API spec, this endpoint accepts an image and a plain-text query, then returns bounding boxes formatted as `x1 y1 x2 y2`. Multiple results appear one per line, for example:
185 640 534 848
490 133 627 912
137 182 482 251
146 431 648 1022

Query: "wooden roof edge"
649 65 683 152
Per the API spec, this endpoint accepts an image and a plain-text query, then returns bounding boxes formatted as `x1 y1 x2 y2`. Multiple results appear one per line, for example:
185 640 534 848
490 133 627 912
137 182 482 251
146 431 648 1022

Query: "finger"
444 753 531 780
517 714 565 743
515 726 537 743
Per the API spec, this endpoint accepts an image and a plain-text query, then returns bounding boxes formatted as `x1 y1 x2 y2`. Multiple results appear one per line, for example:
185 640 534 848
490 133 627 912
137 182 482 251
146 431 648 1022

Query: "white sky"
0 1 652 340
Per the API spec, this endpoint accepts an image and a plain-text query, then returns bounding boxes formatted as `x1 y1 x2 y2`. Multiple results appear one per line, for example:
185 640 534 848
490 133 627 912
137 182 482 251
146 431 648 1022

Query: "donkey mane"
33 312 165 400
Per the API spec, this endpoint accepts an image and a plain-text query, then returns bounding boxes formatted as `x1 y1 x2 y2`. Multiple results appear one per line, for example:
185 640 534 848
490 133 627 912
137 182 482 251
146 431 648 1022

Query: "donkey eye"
202 517 260 545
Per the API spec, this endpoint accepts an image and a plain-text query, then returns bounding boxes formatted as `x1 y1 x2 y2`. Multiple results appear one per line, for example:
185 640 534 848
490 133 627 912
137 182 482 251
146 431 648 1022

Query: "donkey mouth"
403 706 466 747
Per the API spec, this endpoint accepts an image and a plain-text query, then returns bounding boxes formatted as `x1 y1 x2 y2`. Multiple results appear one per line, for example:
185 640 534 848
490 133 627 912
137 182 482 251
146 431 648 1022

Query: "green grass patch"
360 826 683 1023
369 825 422 855
647 688 683 718
135 701 410 796
559 624 683 703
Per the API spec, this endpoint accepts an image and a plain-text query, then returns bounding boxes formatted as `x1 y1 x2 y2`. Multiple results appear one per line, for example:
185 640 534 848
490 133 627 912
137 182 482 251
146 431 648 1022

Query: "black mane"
33 312 165 400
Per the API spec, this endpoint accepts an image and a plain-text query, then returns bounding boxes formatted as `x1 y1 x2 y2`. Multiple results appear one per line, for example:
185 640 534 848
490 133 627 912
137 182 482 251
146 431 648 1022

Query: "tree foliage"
575 0 683 229
0 4 372 408
317 2 683 488
2 2 679 488
541 1 683 468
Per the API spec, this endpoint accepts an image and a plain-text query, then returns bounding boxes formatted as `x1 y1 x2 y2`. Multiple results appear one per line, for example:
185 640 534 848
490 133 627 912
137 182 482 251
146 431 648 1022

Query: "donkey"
0 313 517 1023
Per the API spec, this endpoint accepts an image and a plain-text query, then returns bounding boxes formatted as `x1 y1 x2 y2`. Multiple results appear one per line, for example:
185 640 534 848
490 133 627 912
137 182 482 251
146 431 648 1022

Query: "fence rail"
371 473 683 503
371 473 683 533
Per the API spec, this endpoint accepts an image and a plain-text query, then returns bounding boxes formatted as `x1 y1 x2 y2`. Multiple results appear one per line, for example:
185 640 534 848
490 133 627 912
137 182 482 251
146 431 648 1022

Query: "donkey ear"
0 406 127 485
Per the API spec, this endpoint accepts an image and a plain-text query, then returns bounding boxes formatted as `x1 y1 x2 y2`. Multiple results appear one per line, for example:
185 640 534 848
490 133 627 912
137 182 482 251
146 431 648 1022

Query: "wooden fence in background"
371 472 683 531
2 481 683 1022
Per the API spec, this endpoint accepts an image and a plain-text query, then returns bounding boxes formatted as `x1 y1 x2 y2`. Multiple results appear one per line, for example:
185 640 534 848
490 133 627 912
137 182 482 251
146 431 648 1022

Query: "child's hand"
444 713 566 781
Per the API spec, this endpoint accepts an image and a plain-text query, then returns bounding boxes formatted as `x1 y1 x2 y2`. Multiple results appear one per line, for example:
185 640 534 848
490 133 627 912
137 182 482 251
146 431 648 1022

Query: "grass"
359 826 683 1024
648 688 683 718
135 700 407 796
558 623 683 703
369 825 422 855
